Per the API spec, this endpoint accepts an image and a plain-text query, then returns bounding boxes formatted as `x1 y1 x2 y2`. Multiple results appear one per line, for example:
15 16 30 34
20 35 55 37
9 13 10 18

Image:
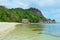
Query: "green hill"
0 6 47 23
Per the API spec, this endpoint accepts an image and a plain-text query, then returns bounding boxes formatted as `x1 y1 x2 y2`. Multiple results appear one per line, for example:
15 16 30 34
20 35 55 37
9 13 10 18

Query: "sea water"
1 23 60 40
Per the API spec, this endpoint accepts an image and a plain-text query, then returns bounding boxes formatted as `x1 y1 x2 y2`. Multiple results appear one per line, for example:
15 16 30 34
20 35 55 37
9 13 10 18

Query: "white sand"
0 22 20 39
0 22 20 32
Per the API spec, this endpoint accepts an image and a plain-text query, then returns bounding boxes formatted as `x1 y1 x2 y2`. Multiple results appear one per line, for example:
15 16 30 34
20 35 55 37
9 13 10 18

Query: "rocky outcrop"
29 8 43 16
22 19 30 24
29 8 48 21
40 19 56 23
28 8 56 23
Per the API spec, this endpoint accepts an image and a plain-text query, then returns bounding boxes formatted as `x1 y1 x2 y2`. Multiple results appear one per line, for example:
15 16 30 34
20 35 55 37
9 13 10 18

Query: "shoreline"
0 22 19 38
0 22 57 32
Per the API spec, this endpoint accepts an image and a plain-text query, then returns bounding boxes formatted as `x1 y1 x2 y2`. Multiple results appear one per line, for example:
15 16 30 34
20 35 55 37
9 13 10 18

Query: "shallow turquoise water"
1 23 60 40
43 23 60 37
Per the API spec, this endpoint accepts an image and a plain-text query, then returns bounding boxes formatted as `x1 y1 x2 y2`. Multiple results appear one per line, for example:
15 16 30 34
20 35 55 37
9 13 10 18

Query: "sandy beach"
0 22 20 39
0 22 20 32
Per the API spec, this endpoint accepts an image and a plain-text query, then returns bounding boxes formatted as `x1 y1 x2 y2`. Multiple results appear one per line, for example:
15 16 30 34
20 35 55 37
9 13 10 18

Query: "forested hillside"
0 6 46 23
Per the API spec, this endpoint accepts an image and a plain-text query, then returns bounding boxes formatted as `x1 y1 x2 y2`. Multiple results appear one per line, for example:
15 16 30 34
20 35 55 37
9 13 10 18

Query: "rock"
40 19 56 23
22 19 30 24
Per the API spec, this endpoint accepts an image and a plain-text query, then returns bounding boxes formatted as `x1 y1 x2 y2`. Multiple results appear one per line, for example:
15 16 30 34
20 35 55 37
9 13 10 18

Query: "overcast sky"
0 0 60 22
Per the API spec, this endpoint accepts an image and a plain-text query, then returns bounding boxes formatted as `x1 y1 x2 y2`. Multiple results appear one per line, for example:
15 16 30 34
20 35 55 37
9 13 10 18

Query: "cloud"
0 0 30 9
0 0 7 5
37 0 55 7
26 0 57 7
0 0 60 8
31 0 60 8
43 9 60 14
6 0 30 9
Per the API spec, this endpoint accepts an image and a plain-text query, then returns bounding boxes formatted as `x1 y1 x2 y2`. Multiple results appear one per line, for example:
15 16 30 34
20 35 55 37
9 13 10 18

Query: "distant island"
0 6 56 23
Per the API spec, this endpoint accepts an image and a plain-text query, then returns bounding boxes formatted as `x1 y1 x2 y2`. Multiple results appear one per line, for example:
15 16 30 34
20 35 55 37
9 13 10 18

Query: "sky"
0 0 60 22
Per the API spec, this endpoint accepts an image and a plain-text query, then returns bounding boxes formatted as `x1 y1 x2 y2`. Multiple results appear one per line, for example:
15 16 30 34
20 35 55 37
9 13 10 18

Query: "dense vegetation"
0 6 45 23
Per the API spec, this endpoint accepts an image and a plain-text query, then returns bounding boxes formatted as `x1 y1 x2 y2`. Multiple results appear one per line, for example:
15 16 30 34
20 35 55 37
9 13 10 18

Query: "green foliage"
0 6 44 23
